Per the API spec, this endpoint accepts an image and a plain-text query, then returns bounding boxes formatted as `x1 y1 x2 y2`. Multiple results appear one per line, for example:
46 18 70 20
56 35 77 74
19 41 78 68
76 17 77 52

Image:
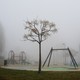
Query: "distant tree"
24 19 57 73
0 23 4 56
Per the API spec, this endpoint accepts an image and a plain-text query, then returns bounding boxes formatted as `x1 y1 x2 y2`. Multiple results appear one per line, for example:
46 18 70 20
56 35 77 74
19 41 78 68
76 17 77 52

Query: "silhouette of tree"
24 19 57 73
0 23 4 56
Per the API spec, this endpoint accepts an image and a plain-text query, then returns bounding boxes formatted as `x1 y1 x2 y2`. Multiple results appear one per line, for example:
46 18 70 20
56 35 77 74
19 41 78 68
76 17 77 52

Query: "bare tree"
0 23 4 56
24 19 57 73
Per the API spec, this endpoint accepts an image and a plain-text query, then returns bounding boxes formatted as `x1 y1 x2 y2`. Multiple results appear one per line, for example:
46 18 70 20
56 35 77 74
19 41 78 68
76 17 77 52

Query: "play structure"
8 50 27 64
2 48 79 71
42 47 78 68
19 51 27 64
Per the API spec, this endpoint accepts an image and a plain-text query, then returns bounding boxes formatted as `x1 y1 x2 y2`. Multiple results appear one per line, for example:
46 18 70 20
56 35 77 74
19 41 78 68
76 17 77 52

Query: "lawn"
0 68 80 80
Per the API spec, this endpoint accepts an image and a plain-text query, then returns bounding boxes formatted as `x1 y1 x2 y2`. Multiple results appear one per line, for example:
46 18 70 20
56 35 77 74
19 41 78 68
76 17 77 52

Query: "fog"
0 0 80 62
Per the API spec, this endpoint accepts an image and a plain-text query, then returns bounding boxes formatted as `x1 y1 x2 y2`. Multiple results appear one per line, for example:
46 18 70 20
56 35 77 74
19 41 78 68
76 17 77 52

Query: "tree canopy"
24 19 57 43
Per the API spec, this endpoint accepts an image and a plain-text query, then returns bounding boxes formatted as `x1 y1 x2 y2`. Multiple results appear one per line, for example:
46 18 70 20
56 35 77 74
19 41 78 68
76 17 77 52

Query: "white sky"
0 0 80 61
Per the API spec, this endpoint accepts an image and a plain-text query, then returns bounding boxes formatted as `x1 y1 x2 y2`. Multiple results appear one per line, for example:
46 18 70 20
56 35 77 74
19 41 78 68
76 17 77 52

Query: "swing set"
42 47 78 69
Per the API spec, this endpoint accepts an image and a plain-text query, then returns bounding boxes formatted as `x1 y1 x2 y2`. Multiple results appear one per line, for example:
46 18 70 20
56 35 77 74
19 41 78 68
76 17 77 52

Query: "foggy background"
0 0 80 63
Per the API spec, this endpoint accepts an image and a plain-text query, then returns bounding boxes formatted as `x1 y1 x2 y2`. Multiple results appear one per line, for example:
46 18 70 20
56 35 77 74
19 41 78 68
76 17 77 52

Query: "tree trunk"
38 42 41 73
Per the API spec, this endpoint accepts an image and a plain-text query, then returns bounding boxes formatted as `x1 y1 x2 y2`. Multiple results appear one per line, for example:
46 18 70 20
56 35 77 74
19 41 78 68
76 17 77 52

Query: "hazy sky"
0 0 80 60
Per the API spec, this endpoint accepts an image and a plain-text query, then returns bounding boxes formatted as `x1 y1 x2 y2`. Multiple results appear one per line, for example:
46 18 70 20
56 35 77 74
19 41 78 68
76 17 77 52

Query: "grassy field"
0 68 80 80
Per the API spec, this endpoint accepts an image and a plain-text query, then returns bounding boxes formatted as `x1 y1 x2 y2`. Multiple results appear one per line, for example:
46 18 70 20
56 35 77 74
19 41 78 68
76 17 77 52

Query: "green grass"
0 68 80 80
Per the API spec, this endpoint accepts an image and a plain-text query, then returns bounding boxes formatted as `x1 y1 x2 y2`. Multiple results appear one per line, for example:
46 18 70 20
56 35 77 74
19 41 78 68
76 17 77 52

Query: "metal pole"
42 48 52 67
48 50 52 67
68 48 78 68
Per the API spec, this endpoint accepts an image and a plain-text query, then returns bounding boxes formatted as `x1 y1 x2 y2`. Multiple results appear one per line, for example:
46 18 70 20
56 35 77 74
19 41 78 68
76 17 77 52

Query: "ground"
0 68 80 80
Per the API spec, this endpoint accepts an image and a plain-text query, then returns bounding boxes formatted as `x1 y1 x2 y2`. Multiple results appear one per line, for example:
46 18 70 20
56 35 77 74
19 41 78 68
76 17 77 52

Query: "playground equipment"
19 51 26 64
8 50 27 64
42 47 78 68
8 50 15 64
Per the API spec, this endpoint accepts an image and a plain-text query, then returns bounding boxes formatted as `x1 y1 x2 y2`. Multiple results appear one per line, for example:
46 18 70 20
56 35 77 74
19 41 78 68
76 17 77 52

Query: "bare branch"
26 38 37 42
30 36 39 43
51 28 57 32
33 27 39 35
31 28 39 35
41 38 47 42
24 34 39 43
24 19 57 43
